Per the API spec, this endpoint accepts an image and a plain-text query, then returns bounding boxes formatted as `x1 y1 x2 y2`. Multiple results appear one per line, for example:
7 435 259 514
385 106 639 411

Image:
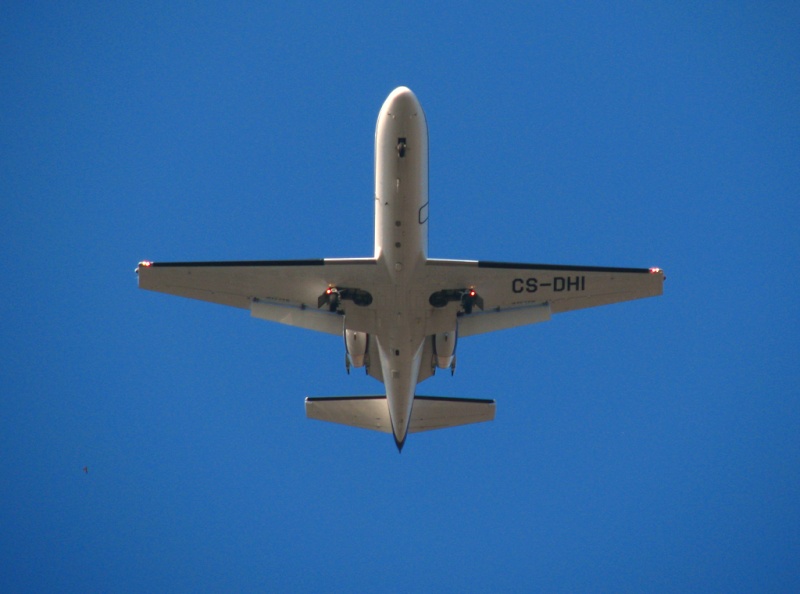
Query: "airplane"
137 86 664 451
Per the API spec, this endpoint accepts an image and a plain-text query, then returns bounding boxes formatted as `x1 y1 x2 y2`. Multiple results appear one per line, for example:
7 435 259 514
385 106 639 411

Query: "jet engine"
433 330 457 370
345 329 369 369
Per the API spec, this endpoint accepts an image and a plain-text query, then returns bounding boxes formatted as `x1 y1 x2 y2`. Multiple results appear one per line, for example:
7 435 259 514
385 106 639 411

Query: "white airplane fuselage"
137 86 664 451
372 86 430 448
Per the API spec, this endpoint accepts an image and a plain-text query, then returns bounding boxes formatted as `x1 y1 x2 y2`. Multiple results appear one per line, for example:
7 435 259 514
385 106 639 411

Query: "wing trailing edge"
250 298 344 335
458 302 551 337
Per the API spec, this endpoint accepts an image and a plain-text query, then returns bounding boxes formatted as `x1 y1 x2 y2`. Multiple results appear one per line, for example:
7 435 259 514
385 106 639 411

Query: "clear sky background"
2 3 798 592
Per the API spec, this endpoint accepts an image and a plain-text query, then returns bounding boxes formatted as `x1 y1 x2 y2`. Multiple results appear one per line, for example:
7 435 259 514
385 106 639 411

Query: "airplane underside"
137 87 664 451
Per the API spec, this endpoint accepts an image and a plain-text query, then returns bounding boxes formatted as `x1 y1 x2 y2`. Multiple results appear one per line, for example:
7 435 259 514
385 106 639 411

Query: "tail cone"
394 434 406 453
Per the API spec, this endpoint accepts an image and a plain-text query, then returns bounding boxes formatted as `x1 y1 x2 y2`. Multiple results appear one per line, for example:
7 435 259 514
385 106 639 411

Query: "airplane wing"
136 258 383 335
422 259 664 337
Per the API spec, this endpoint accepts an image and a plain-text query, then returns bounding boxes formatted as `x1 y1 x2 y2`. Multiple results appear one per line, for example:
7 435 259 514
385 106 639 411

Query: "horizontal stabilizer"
305 396 392 433
305 395 495 434
409 396 495 432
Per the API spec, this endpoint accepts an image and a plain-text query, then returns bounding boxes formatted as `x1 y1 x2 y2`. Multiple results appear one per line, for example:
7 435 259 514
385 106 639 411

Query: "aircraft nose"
383 86 422 117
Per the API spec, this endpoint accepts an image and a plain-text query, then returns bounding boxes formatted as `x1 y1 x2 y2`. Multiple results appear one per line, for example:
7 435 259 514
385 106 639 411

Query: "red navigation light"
140 261 152 267
649 267 662 274
469 289 476 297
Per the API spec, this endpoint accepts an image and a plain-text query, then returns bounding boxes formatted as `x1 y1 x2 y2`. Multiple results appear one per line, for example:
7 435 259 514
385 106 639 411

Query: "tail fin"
304 395 495 433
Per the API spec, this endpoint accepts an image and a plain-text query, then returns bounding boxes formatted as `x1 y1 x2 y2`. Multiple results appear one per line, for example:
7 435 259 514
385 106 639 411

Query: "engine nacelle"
434 330 457 369
345 330 369 368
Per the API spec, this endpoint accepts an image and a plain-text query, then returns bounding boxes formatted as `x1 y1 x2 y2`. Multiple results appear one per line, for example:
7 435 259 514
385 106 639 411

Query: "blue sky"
2 3 798 592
